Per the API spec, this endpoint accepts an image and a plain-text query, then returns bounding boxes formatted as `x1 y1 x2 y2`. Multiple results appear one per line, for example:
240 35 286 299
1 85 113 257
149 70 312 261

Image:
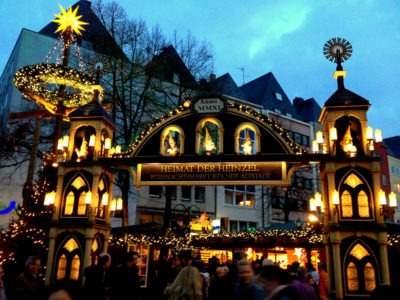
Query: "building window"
340 173 371 219
195 187 205 202
275 92 283 101
140 213 163 225
294 133 301 144
63 175 90 216
149 186 162 198
346 243 376 294
228 220 258 233
224 185 254 207
55 237 80 281
181 186 191 201
165 186 176 200
302 135 309 146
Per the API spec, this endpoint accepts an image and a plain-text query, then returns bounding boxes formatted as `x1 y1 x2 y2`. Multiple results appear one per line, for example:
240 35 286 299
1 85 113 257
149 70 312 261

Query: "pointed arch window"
347 261 358 291
96 176 109 219
56 254 67 280
339 172 372 219
345 242 376 294
73 126 96 162
100 130 109 157
55 237 81 281
63 175 90 216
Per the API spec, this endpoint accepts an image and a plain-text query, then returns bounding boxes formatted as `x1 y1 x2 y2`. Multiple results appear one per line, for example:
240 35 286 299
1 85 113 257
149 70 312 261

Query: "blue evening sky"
0 0 399 138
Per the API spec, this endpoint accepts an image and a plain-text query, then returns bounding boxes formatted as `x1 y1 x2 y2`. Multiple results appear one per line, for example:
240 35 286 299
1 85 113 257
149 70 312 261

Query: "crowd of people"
152 250 331 300
0 251 396 299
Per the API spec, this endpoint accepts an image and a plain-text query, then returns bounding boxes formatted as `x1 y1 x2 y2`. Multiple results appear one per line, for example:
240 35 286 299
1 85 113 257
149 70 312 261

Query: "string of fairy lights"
112 101 307 157
3 3 400 269
13 63 101 108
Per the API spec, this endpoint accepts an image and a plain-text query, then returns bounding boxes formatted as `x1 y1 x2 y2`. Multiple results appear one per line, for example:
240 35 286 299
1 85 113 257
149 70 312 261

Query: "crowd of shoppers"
7 250 396 300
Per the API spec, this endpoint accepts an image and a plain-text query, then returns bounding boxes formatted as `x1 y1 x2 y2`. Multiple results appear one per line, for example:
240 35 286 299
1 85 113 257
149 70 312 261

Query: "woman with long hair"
164 265 203 300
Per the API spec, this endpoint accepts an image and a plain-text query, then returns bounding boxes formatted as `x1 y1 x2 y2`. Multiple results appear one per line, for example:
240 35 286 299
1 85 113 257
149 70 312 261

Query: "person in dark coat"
83 252 111 300
109 251 141 300
11 255 44 300
258 265 301 300
208 265 232 300
232 259 265 300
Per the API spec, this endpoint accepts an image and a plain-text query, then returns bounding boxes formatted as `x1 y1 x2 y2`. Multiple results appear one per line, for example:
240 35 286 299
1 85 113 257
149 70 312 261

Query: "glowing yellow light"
85 191 92 205
332 189 340 205
101 192 109 206
116 198 123 210
44 191 56 206
52 4 88 35
379 190 387 206
110 199 117 212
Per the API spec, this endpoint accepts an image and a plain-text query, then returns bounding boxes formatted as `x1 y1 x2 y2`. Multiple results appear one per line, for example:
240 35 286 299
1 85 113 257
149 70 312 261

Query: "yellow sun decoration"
52 4 88 35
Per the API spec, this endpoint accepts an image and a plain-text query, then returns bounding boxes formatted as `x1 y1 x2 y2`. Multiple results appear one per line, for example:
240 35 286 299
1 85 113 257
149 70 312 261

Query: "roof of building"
324 87 370 107
209 73 248 100
293 97 322 123
69 99 115 127
239 72 303 120
383 136 400 158
147 45 198 89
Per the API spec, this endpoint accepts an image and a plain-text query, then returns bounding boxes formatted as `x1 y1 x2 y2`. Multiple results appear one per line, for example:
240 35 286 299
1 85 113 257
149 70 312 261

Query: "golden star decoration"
52 4 88 35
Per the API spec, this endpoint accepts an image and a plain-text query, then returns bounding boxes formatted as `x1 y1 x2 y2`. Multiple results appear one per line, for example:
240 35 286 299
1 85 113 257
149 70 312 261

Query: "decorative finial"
323 38 352 89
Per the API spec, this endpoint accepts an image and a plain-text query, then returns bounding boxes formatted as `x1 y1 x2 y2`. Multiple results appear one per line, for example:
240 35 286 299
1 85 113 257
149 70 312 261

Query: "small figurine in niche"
340 125 357 157
166 131 179 156
202 127 216 155
241 130 253 155
75 136 88 161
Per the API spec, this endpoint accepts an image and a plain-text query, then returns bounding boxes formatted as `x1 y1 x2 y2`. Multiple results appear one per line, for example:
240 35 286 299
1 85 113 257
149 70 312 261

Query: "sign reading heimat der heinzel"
136 162 288 186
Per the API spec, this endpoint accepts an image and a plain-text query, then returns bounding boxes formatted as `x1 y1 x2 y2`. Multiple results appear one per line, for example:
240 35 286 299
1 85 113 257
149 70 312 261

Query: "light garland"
14 63 102 114
108 225 325 251
114 102 306 158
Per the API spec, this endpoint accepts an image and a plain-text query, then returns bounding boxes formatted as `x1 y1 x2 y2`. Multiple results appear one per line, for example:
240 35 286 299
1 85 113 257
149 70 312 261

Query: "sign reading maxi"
135 162 289 187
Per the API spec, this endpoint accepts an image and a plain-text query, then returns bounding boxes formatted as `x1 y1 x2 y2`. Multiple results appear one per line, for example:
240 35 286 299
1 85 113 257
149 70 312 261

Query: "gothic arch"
71 125 97 161
343 239 379 295
336 168 374 220
62 171 92 216
52 232 85 283
334 115 364 157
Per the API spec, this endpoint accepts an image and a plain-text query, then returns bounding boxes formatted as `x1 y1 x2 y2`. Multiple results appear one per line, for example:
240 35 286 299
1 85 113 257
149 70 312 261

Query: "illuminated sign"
136 162 288 187
192 98 226 114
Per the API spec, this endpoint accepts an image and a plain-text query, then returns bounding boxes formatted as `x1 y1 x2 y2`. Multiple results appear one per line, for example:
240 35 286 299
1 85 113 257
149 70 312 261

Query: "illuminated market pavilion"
7 3 400 300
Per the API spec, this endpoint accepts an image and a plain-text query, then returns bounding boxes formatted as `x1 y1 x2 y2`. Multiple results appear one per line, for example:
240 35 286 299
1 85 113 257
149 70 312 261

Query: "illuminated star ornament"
13 4 101 119
52 4 88 35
